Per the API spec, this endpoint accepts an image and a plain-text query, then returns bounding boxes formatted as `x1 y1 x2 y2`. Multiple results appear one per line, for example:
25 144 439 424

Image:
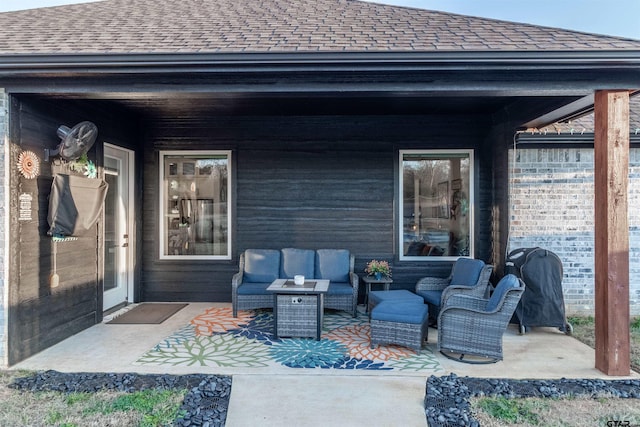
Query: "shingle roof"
0 0 639 54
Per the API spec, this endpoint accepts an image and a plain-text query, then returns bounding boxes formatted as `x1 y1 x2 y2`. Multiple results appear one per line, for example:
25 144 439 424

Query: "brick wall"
508 147 640 316
0 89 6 364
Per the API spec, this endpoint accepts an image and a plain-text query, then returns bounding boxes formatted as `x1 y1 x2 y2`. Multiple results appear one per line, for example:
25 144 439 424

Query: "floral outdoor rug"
135 307 444 375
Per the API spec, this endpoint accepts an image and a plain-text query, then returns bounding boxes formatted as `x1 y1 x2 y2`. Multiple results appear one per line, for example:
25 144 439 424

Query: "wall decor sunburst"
17 150 40 179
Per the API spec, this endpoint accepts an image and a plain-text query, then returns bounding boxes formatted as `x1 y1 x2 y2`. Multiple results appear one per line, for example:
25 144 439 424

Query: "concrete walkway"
9 302 639 427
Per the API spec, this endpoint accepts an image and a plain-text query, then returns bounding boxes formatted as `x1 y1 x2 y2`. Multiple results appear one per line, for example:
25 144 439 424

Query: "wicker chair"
437 274 525 363
316 249 359 318
415 258 493 325
232 249 281 317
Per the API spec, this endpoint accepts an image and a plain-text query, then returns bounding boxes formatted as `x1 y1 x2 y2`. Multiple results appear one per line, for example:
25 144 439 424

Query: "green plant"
476 396 542 425
364 259 391 277
631 316 640 330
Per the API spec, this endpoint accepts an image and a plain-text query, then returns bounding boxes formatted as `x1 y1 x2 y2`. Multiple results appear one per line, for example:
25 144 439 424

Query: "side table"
362 275 393 312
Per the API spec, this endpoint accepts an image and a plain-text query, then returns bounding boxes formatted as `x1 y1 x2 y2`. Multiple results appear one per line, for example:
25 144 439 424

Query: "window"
399 150 473 260
160 151 231 260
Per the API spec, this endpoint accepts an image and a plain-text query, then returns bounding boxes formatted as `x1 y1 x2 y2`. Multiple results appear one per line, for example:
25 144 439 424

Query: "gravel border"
9 370 231 426
425 373 640 427
9 370 640 426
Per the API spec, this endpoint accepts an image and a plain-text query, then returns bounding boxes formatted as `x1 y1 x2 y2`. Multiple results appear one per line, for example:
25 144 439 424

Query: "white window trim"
398 149 475 261
159 150 232 260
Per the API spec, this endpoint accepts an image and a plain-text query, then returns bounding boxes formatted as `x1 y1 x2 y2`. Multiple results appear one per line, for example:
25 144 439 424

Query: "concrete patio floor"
9 302 639 427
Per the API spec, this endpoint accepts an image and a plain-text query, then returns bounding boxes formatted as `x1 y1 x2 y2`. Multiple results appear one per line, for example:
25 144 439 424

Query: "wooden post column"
594 90 630 376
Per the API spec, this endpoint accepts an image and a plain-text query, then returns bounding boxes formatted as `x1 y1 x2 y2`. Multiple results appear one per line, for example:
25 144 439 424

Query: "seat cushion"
326 282 353 295
369 289 423 306
243 249 281 283
280 248 315 279
416 289 443 306
236 282 273 295
449 258 485 286
315 249 350 282
486 274 520 311
371 301 428 325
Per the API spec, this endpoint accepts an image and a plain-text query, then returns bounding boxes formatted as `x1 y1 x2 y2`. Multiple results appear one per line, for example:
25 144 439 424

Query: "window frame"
159 150 232 261
398 149 475 261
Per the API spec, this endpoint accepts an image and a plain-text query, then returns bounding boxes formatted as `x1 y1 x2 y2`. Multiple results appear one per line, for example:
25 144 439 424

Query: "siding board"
141 114 493 301
8 96 140 365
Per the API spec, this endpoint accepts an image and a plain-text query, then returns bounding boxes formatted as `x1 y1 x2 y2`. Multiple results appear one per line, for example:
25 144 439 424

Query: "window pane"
161 152 230 259
401 151 471 258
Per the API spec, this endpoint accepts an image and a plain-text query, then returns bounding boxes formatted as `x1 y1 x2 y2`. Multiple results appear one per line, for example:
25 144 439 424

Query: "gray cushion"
315 249 350 282
449 258 485 286
280 248 315 279
486 274 520 312
243 249 280 283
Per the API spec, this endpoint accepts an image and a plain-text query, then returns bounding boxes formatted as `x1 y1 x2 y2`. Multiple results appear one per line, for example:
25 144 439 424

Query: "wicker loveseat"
231 248 359 317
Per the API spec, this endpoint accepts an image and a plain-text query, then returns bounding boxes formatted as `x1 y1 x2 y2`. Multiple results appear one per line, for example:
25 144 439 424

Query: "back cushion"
280 248 315 279
243 249 281 283
486 274 520 311
449 258 485 286
315 249 350 282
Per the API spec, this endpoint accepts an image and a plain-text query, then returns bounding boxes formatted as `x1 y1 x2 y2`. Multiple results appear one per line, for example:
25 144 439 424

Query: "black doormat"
106 303 188 324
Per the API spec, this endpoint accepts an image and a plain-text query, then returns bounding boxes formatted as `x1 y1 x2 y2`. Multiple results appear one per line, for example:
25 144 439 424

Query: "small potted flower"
365 259 392 280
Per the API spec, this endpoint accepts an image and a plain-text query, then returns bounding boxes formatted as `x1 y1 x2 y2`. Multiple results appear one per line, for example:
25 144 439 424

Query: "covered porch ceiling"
3 50 638 126
24 92 585 126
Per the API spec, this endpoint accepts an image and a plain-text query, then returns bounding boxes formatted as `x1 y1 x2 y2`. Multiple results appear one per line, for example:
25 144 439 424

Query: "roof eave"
1 49 640 75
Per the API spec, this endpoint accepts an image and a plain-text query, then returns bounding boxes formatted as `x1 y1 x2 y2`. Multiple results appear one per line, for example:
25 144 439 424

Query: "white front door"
103 144 134 311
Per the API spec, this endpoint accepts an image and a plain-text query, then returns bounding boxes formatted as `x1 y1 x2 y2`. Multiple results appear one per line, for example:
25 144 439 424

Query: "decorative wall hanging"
17 150 40 179
69 153 97 178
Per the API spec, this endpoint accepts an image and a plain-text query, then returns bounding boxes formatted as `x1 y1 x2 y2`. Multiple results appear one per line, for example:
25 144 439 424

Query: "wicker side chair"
415 258 493 325
316 249 359 318
231 249 281 317
437 274 525 363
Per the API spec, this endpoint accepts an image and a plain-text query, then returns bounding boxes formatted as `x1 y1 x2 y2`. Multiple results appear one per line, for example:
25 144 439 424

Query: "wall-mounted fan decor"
44 121 98 162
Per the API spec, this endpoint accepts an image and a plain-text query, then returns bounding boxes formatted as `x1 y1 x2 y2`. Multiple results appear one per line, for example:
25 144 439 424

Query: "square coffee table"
267 279 330 340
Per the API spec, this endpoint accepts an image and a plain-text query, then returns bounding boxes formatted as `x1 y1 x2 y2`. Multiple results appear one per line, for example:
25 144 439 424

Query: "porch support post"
593 90 630 376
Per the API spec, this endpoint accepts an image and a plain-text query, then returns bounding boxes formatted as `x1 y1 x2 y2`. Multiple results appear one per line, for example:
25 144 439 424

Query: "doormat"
106 303 188 324
135 307 444 376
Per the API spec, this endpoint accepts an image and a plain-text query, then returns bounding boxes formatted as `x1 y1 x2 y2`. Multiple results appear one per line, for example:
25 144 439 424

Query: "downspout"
0 88 8 368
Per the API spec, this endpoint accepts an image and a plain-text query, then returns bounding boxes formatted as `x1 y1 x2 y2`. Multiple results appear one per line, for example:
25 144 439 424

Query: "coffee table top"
267 278 330 293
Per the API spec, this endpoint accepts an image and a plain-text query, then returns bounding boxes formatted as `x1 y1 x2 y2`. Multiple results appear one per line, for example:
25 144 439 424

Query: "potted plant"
365 259 392 280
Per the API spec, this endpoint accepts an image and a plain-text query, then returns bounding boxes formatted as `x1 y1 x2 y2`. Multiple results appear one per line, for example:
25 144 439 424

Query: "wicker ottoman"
370 301 429 351
368 289 424 313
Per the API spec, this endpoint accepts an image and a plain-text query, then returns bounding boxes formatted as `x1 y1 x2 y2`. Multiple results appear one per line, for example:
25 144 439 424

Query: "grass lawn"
471 316 640 426
0 370 186 427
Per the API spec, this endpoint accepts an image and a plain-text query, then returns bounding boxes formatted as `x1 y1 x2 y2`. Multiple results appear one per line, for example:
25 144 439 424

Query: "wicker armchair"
317 250 359 317
232 249 281 317
415 258 493 325
437 274 525 363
